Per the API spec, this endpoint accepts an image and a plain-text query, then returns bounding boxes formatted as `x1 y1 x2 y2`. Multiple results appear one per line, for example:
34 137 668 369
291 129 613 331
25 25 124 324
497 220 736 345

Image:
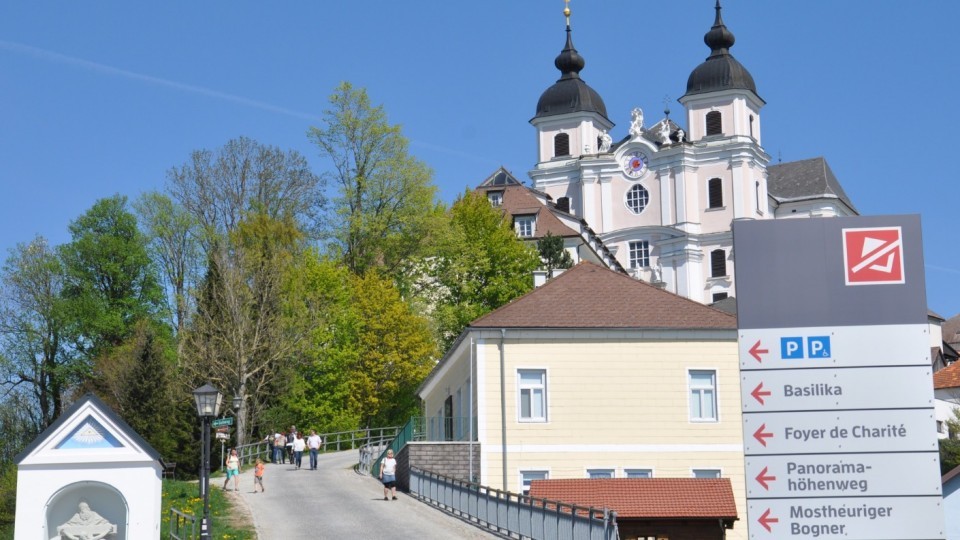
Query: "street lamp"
193 383 222 540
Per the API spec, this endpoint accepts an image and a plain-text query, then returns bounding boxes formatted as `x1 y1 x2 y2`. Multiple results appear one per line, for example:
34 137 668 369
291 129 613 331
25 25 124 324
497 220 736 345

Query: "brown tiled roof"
471 262 737 330
529 478 738 520
934 360 960 389
485 184 580 239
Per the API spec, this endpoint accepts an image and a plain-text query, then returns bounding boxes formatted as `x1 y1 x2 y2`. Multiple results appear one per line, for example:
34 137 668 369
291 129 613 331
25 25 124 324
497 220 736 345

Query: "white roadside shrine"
14 393 164 540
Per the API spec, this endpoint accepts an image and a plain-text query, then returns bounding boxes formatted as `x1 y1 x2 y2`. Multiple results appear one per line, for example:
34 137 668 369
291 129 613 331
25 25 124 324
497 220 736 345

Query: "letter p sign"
781 337 804 359
808 336 831 358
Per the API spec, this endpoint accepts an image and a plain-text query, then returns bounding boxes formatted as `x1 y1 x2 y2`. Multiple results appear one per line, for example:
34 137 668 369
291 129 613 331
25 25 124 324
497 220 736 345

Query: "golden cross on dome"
564 0 571 26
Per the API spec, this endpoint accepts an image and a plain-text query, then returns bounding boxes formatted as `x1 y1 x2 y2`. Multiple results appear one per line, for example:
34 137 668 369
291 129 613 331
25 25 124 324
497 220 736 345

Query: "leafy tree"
537 231 573 274
283 254 437 431
133 192 201 352
0 237 80 427
428 190 540 348
59 195 167 364
181 214 308 446
308 81 439 276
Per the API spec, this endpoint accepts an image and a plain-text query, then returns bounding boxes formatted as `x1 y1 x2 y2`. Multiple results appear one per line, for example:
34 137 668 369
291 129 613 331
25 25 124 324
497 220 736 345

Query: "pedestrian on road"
272 431 285 464
286 426 297 464
223 448 240 492
254 458 265 493
380 449 397 500
306 430 323 470
292 432 306 470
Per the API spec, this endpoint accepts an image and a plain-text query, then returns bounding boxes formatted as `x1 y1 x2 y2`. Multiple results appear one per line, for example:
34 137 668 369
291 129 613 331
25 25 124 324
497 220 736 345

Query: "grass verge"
162 478 256 539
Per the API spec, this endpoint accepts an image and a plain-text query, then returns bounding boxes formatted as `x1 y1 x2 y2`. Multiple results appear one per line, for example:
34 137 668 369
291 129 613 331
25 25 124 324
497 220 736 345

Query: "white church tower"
529 0 772 304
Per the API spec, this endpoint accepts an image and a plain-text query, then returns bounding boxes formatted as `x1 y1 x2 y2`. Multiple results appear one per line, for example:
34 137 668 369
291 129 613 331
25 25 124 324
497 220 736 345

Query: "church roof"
471 261 736 330
534 22 608 121
767 156 858 212
529 478 738 521
683 1 761 101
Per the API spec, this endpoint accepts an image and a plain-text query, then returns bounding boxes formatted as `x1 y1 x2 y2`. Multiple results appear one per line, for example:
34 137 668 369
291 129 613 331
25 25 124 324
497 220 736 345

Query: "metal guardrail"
168 507 196 540
410 468 619 540
237 427 401 469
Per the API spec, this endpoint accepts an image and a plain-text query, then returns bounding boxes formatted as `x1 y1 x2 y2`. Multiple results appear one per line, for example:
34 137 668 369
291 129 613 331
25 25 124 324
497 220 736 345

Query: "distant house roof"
529 478 738 521
767 157 857 213
944 314 960 349
935 361 960 390
471 261 736 330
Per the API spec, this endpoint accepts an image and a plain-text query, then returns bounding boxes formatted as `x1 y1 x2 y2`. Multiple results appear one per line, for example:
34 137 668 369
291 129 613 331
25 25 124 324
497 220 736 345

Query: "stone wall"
396 441 480 492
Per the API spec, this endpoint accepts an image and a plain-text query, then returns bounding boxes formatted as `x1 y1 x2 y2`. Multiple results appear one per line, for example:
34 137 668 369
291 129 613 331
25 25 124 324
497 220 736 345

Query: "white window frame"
624 468 653 478
688 369 718 422
520 469 549 496
628 240 650 269
488 191 503 207
515 216 535 238
587 468 615 479
517 369 547 422
692 468 722 478
624 184 650 214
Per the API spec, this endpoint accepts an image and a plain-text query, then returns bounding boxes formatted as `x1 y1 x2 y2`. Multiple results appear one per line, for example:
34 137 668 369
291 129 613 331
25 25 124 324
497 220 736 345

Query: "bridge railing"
236 426 400 468
410 467 619 540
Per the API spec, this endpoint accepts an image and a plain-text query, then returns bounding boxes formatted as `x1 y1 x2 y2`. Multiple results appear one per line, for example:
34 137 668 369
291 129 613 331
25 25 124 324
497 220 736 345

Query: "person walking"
253 458 265 493
306 430 323 470
223 448 240 492
285 426 297 465
292 432 306 470
380 449 398 500
272 431 285 464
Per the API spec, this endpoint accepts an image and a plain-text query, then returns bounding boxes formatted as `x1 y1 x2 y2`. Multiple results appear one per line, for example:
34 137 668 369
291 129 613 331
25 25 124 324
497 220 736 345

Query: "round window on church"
625 184 650 214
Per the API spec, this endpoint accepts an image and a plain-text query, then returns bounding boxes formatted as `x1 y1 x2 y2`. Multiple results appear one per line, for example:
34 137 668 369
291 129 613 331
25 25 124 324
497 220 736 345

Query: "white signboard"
733 216 944 540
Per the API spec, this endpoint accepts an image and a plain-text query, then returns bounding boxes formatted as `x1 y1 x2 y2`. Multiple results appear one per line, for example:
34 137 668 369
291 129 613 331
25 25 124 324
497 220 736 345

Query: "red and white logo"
842 227 904 285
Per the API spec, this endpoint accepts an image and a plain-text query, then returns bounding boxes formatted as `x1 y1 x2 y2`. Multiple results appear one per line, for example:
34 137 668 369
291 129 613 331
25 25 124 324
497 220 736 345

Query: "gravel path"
228 450 496 539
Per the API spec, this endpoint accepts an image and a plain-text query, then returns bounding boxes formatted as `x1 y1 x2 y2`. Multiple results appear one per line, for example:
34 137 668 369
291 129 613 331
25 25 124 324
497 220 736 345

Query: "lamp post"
193 383 222 540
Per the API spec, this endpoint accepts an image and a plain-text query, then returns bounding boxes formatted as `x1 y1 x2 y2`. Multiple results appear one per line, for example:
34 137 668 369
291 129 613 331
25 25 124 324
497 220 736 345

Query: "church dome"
684 1 759 98
534 26 608 120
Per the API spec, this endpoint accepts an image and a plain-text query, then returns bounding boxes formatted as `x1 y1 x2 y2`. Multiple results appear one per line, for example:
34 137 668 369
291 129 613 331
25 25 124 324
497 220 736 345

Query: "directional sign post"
733 216 944 540
211 417 233 428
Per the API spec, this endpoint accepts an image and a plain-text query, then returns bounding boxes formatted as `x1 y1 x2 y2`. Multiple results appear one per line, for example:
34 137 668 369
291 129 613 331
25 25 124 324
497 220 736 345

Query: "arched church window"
710 249 727 278
708 178 723 209
625 185 649 215
706 111 722 136
554 133 570 157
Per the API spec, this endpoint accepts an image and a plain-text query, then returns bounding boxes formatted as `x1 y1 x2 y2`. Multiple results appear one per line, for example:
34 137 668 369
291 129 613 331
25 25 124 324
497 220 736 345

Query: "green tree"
181 214 308 446
429 190 540 348
537 231 573 274
308 81 439 276
59 195 167 364
133 192 201 354
0 237 80 427
284 254 436 431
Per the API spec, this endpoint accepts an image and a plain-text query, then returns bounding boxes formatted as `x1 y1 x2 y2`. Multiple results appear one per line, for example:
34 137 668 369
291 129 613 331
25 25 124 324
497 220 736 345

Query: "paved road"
230 450 496 539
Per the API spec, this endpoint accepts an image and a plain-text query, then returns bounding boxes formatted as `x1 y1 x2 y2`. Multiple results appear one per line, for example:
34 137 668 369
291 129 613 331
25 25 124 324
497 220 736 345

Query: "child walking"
254 458 265 493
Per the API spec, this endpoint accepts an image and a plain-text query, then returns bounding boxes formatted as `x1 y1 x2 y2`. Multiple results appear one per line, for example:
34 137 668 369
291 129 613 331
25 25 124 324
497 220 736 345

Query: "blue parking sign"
781 337 804 359
808 336 831 358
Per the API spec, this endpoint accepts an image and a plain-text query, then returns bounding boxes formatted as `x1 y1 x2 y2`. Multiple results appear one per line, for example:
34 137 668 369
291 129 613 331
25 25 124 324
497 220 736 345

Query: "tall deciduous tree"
133 192 201 353
0 237 80 427
308 81 439 276
182 214 308 446
429 190 540 348
59 195 166 364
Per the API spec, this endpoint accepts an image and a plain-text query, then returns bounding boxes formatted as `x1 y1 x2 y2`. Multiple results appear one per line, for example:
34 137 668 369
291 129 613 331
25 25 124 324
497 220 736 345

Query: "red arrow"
749 340 769 363
753 424 774 447
751 382 772 405
755 466 777 490
758 509 779 532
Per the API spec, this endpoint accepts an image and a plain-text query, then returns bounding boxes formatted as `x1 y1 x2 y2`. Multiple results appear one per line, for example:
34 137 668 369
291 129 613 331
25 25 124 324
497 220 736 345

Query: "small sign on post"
211 417 233 428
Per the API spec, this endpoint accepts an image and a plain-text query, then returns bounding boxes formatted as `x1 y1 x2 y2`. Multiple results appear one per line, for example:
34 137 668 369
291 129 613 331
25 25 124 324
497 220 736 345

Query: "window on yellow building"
518 369 547 422
689 370 717 422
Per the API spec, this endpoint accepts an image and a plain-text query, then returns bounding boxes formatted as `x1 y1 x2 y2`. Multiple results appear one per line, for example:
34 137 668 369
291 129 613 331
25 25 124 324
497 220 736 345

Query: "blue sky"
2 2 959 318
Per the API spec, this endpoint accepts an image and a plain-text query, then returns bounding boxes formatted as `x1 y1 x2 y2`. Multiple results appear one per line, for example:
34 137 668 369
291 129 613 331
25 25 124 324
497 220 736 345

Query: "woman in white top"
292 433 306 470
380 449 398 500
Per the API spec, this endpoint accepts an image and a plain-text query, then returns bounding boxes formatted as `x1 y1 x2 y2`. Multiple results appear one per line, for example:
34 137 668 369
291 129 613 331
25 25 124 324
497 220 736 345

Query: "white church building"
498 0 857 305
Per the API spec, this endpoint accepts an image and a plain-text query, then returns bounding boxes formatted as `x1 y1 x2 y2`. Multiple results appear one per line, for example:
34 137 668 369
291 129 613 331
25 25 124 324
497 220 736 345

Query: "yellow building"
418 262 748 539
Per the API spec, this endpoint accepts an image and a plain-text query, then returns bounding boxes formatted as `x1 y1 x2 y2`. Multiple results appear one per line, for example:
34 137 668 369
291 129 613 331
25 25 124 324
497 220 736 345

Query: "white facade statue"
658 121 672 144
676 128 686 143
55 500 116 540
598 130 612 152
628 107 644 137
